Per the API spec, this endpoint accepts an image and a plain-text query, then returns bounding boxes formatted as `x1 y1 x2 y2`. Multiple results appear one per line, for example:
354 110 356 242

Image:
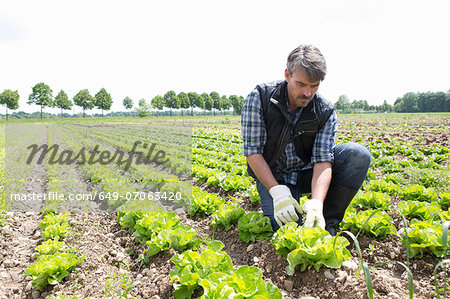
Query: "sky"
0 0 449 114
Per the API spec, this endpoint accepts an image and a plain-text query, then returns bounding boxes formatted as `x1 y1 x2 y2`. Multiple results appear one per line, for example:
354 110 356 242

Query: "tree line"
0 83 113 120
2 83 448 119
335 90 450 113
0 82 245 120
135 91 244 117
393 91 450 112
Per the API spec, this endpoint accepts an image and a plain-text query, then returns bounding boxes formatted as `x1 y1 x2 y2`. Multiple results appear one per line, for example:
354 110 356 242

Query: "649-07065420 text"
8 191 182 202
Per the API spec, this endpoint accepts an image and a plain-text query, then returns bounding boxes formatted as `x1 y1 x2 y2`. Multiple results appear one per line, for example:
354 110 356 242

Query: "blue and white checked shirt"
241 82 337 185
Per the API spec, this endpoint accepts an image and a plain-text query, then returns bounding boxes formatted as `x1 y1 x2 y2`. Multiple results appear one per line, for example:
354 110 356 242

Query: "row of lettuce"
25 129 85 292
24 213 84 291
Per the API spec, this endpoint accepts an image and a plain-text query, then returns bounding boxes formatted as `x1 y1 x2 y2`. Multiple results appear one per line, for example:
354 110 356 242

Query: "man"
241 44 371 235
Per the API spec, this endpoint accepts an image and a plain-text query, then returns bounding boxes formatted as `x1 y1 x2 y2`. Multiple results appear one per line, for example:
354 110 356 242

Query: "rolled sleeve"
311 111 337 164
241 88 266 156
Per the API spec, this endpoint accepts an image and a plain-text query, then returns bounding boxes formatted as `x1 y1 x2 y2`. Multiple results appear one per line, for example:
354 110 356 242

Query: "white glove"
302 199 326 229
269 185 302 227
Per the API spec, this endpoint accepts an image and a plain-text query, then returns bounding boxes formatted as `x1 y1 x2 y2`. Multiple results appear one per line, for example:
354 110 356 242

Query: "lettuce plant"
170 241 281 299
133 212 181 243
145 225 201 257
271 222 351 275
35 239 67 256
398 200 442 221
439 192 450 209
39 213 71 240
340 209 397 238
402 219 450 258
400 184 438 202
366 179 399 195
170 241 234 299
199 266 281 298
237 212 273 243
117 211 146 232
41 222 71 240
351 191 391 210
189 187 225 216
210 202 245 231
24 253 84 291
39 213 70 231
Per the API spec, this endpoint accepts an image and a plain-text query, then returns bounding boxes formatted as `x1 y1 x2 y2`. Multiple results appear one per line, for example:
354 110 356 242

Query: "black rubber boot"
323 181 359 236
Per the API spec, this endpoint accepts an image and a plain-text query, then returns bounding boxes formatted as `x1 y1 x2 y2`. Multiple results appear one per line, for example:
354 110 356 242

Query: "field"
0 113 449 299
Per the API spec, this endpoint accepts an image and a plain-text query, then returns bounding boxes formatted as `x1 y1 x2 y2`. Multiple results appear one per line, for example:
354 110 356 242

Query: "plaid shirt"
242 82 337 185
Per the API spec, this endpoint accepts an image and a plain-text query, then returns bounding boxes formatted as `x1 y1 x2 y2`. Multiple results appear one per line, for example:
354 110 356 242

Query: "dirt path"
0 127 48 298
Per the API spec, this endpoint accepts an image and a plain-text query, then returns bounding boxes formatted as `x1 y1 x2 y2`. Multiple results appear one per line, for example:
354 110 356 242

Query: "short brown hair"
287 45 327 82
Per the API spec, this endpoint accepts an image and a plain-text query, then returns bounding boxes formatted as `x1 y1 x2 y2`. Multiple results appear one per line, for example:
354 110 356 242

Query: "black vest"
246 80 334 179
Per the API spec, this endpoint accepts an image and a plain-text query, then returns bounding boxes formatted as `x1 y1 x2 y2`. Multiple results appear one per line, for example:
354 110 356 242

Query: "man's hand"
269 185 302 227
302 199 326 229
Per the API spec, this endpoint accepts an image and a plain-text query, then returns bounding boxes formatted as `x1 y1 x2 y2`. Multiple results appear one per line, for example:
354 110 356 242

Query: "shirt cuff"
311 153 334 164
243 146 264 156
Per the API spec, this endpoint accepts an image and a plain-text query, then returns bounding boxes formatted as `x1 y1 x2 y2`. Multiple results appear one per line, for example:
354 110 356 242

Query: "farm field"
0 113 449 299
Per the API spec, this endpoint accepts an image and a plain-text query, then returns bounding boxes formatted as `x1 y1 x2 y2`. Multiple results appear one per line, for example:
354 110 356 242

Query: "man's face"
284 68 320 109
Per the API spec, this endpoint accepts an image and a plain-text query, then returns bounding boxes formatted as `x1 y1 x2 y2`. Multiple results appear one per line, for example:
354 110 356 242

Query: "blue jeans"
257 142 371 231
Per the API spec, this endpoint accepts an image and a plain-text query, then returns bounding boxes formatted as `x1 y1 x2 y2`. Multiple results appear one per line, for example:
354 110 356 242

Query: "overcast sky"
1 0 449 114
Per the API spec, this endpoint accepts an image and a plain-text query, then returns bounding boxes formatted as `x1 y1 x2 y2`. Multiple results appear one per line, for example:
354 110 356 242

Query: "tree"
164 90 180 117
351 99 369 111
188 92 201 116
445 92 450 112
193 93 204 114
28 82 54 119
73 89 96 117
230 95 244 115
136 98 150 117
0 89 19 121
123 96 133 116
417 91 447 112
178 92 190 116
221 95 232 115
151 95 165 116
379 100 392 112
95 88 113 116
54 90 72 117
151 95 165 110
335 95 350 113
202 93 213 115
402 92 418 112
394 92 418 112
210 91 221 115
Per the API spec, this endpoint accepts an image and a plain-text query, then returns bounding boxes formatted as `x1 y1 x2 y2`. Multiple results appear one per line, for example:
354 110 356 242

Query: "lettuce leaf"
199 266 282 299
340 209 397 238
237 212 274 243
133 212 180 243
271 223 351 275
210 202 245 231
24 253 84 291
398 200 442 220
402 219 450 258
146 226 201 257
170 240 233 299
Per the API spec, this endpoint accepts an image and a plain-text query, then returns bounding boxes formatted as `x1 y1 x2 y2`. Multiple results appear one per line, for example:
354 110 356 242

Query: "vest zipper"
293 117 318 136
268 118 290 167
294 130 316 137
